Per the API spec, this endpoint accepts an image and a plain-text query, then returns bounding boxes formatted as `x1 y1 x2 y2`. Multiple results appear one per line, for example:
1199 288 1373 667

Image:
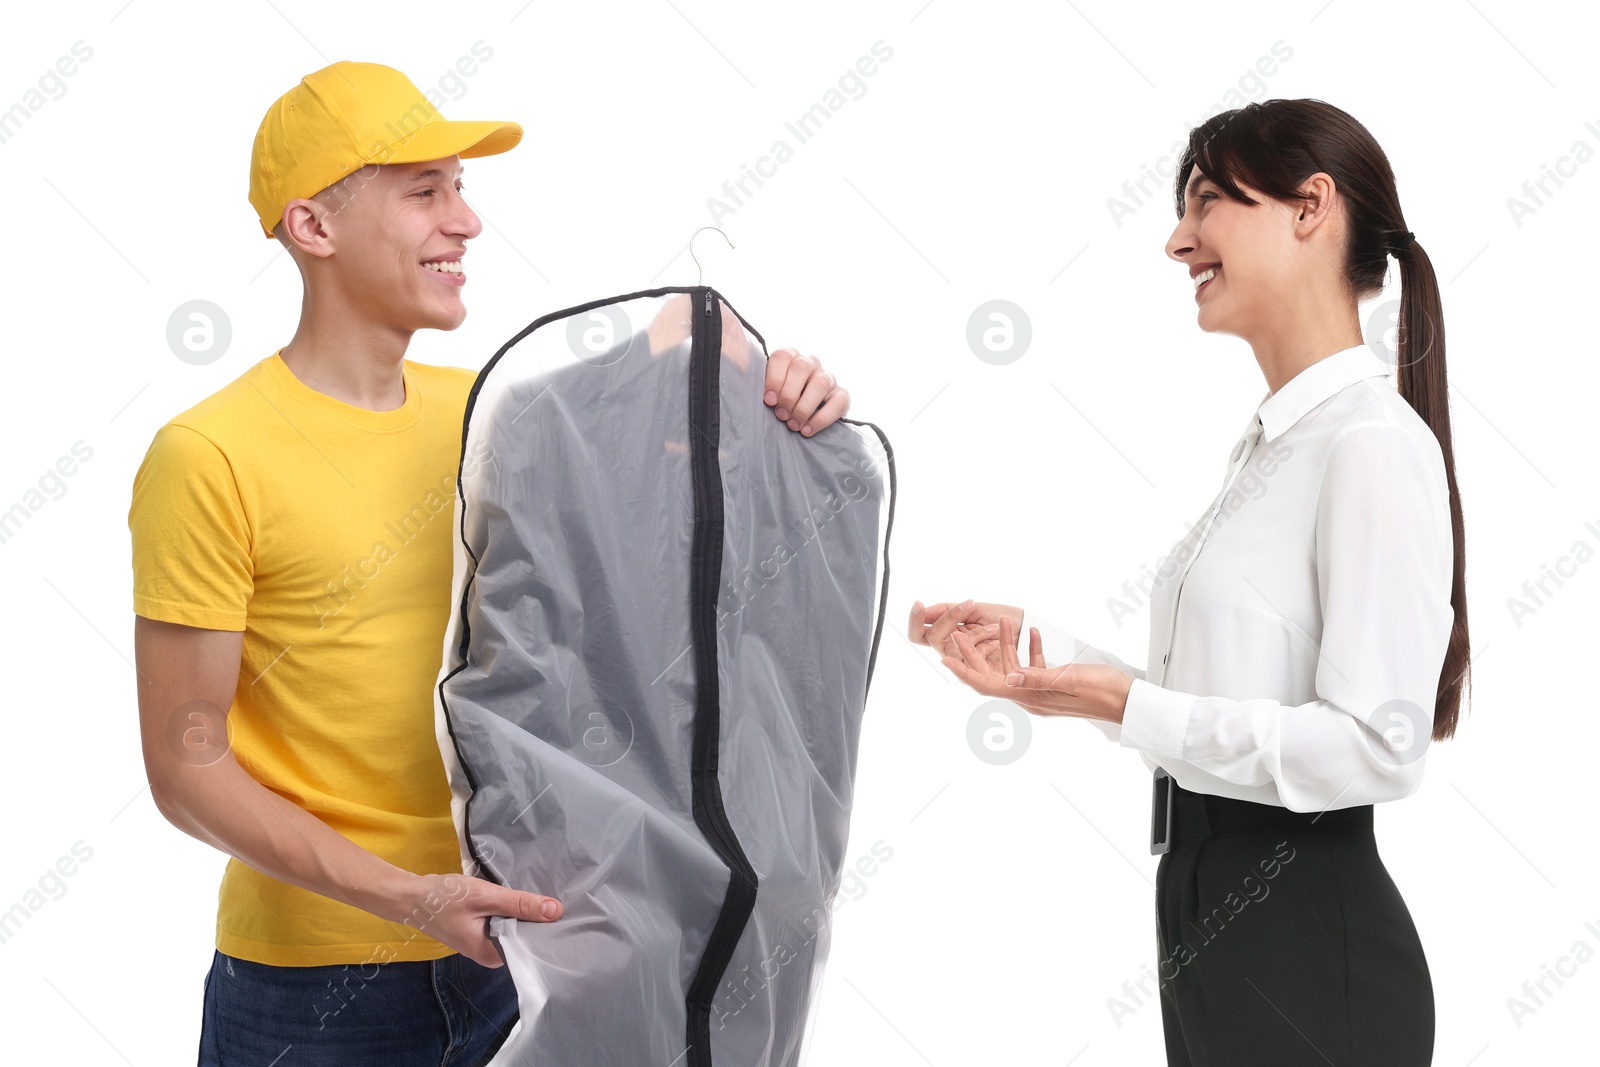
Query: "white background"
1 0 1595 1063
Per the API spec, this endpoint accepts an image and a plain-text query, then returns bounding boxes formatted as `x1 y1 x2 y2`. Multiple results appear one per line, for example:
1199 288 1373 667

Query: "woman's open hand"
941 616 1133 724
908 599 1019 672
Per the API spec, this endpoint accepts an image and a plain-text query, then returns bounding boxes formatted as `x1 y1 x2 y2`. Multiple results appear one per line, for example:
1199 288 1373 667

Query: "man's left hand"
765 347 850 436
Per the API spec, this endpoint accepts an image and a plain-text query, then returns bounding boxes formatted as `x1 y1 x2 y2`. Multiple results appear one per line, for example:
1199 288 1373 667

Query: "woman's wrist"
1105 675 1134 724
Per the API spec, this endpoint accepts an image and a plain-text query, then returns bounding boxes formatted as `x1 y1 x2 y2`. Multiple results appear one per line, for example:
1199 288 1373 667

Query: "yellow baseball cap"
249 60 522 239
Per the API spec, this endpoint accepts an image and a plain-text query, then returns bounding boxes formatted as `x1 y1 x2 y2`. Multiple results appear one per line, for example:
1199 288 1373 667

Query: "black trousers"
1153 777 1434 1066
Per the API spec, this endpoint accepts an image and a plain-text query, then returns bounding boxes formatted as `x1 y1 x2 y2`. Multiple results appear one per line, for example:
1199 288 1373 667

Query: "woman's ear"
1293 171 1340 236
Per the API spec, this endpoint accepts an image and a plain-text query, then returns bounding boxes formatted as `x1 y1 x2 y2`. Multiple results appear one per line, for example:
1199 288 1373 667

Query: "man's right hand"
393 872 563 969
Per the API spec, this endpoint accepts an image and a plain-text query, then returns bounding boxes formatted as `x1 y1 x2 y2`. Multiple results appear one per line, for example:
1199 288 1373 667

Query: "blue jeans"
197 949 519 1066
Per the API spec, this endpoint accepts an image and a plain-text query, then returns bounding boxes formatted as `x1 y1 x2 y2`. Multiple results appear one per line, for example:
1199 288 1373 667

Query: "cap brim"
369 118 523 167
258 118 523 238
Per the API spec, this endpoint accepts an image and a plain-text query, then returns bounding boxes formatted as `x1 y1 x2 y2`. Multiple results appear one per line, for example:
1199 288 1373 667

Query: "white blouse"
1033 343 1456 812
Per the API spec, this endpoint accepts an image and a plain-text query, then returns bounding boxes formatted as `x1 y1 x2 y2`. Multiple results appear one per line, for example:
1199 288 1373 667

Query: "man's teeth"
1193 266 1218 290
422 261 462 274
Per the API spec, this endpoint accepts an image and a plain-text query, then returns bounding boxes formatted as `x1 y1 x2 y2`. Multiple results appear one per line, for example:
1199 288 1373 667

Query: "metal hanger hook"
689 226 735 286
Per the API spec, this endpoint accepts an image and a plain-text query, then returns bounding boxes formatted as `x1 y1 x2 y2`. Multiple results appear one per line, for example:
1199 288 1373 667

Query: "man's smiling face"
275 155 482 334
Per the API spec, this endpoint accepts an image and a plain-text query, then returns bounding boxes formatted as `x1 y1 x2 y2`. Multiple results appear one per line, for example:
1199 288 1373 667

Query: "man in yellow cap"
129 60 852 1065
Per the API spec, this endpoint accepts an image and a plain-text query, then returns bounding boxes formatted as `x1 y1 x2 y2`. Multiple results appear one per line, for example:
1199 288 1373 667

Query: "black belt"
1149 767 1373 854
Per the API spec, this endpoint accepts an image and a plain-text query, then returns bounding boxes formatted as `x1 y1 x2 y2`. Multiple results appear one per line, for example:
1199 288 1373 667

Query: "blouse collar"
1255 343 1395 442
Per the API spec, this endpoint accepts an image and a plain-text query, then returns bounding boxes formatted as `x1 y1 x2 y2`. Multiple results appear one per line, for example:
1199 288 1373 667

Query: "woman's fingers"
910 600 965 646
939 655 973 685
910 600 959 645
939 630 980 684
955 629 1004 682
912 600 1022 647
943 623 1115 719
956 629 1019 694
907 601 928 645
999 617 1021 676
942 625 999 660
949 627 982 671
925 599 976 650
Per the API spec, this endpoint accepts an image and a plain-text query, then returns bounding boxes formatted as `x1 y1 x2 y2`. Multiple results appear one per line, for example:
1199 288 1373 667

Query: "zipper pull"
704 290 712 316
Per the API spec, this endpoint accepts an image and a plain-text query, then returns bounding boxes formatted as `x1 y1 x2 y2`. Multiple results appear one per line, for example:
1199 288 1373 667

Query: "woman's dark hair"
1172 97 1469 743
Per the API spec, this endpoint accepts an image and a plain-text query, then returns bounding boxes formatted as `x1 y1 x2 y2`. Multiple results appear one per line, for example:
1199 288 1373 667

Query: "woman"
913 99 1468 1066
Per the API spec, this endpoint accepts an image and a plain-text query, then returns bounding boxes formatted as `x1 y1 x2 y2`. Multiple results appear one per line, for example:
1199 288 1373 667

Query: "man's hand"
765 347 849 436
389 871 563 969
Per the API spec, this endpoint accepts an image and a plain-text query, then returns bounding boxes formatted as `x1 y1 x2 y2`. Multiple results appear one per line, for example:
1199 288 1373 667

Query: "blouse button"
1229 438 1246 463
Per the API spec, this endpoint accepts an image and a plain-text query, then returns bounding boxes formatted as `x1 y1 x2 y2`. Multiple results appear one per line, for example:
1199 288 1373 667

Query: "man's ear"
278 197 337 260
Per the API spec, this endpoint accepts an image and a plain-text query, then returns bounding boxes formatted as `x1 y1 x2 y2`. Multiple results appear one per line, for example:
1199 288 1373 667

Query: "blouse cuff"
1117 678 1195 759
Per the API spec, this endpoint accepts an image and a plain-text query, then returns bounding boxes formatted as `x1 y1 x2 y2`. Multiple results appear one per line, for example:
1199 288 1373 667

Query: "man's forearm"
153 755 421 925
134 618 451 936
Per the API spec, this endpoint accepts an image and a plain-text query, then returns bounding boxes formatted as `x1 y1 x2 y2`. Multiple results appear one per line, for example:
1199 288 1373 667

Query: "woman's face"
1165 169 1306 340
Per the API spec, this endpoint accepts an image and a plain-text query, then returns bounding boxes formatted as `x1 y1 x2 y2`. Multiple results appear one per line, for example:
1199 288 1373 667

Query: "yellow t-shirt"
128 348 476 966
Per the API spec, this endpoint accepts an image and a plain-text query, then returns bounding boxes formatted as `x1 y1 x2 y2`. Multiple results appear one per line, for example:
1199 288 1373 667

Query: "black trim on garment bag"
838 414 895 704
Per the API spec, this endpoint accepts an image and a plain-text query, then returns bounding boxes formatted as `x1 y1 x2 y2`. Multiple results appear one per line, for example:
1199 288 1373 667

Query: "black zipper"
683 285 760 1067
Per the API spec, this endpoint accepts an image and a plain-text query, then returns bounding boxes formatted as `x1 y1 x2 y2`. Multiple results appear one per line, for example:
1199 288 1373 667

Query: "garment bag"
434 286 896 1066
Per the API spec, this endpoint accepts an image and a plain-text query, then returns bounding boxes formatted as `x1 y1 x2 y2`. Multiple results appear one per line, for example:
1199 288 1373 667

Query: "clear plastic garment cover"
433 287 896 1066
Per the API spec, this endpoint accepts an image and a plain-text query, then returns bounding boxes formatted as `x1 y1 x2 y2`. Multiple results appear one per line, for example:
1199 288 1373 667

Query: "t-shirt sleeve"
128 423 254 631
